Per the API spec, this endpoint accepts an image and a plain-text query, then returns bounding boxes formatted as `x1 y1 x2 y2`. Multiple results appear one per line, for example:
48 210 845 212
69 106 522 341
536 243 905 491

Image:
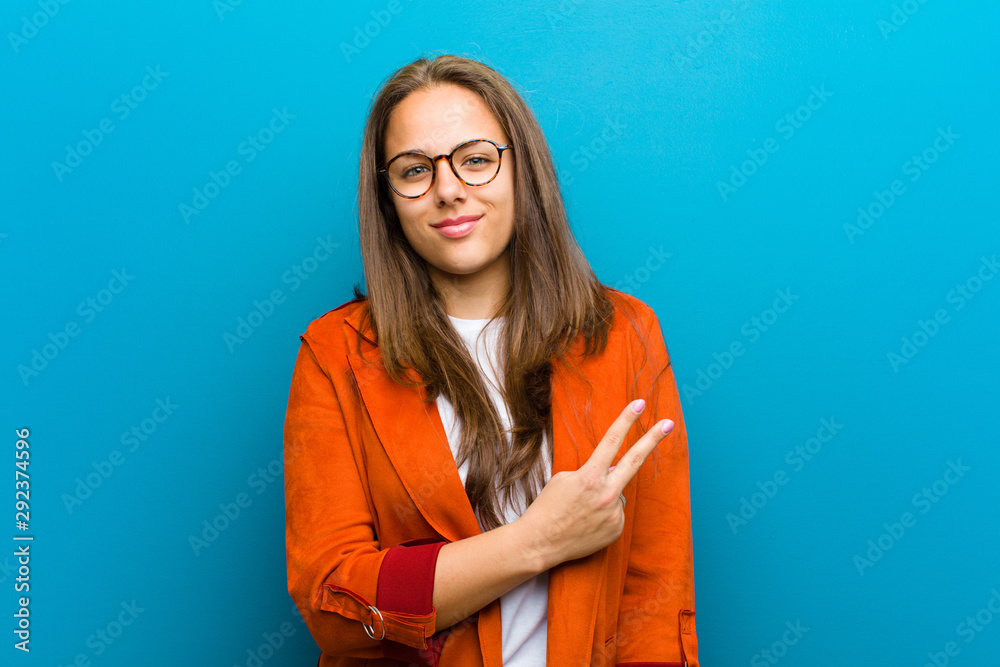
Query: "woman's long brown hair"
353 54 651 531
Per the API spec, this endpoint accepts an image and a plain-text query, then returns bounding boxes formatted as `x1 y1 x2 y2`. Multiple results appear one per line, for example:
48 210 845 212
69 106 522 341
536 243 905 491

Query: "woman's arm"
429 518 542 630
432 398 675 632
286 335 447 660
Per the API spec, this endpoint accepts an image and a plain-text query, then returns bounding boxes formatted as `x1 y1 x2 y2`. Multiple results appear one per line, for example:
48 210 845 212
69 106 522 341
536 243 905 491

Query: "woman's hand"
516 399 674 570
431 399 674 631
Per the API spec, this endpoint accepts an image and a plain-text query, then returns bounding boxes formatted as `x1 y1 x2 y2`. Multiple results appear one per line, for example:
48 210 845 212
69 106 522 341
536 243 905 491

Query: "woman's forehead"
384 84 506 156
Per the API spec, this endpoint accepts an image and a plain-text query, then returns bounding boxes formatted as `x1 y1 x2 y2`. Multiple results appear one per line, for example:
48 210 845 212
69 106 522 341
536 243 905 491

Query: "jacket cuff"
377 539 446 614
377 539 448 665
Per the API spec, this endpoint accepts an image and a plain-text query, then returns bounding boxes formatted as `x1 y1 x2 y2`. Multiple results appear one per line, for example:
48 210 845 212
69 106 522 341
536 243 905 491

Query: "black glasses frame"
378 138 513 199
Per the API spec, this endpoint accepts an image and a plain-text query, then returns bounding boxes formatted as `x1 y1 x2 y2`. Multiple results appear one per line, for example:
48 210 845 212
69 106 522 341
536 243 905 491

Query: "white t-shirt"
435 314 550 666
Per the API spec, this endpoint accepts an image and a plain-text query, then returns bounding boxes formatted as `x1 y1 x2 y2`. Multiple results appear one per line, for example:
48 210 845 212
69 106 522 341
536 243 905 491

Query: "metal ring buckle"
362 604 385 641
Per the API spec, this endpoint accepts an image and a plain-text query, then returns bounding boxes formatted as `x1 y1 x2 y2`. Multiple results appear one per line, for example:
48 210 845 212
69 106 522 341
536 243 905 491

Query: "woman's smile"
432 214 482 238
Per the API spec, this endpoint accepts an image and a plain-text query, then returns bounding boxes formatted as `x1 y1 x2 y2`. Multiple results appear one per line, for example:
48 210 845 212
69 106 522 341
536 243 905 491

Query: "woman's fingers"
606 417 674 489
586 399 648 471
524 403 676 567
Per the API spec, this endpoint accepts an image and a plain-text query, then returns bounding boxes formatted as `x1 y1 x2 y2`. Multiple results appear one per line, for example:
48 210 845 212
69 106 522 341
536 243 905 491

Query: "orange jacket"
283 290 699 666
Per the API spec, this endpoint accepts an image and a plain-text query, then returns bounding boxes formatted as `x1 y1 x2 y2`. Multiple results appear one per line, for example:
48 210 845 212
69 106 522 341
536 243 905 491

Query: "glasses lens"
385 141 504 197
453 141 501 185
387 154 434 197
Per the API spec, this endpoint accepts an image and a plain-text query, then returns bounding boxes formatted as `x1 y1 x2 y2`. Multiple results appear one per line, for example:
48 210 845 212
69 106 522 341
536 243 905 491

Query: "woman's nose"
430 155 466 199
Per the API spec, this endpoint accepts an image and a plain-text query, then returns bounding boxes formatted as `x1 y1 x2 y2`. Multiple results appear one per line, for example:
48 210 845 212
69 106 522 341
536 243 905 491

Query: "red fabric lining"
377 539 449 666
377 539 446 615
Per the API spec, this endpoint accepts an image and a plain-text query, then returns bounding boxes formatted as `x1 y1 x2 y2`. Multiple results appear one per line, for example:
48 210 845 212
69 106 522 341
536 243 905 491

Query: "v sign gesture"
517 400 676 569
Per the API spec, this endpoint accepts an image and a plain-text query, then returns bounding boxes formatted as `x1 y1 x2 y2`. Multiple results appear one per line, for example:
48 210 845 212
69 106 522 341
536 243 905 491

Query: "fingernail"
661 419 675 434
632 399 645 413
608 465 616 472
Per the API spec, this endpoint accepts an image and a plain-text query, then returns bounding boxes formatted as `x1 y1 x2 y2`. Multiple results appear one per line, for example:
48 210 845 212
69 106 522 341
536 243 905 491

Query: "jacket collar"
343 299 607 666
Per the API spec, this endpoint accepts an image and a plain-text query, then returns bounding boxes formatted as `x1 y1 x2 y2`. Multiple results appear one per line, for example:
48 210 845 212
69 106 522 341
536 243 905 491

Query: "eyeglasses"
378 138 513 199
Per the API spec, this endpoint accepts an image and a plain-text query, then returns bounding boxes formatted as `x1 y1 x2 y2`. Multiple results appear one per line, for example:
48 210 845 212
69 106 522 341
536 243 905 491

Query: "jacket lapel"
343 306 482 544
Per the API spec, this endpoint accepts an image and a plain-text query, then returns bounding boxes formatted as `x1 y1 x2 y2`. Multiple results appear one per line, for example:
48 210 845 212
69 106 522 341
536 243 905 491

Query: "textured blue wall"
3 0 998 665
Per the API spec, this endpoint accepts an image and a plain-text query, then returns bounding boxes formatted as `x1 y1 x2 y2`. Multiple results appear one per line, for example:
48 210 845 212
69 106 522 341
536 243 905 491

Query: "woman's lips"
434 216 480 238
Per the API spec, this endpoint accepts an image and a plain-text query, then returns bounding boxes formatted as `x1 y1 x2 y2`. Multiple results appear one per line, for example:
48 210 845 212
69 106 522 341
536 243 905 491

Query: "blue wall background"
3 0 998 665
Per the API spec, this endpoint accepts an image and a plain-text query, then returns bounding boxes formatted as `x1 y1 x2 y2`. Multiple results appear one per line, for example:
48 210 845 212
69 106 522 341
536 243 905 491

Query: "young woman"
284 54 699 667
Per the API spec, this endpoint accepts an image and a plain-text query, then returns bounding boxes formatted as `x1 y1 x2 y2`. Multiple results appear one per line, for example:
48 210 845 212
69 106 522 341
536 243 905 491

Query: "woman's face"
383 84 515 304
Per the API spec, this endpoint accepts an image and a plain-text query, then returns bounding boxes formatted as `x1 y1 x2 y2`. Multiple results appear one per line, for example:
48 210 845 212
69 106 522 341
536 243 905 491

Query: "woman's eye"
401 164 429 179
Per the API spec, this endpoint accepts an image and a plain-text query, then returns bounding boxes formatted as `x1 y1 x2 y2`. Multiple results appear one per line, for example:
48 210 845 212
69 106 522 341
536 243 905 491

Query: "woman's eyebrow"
385 145 430 161
390 139 480 158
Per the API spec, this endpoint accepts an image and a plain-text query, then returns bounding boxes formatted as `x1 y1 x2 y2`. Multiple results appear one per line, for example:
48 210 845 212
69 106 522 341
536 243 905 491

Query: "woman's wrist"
509 511 559 574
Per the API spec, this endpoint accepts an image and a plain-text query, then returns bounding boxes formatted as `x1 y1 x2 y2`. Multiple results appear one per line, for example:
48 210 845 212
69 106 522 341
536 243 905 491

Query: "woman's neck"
428 250 510 320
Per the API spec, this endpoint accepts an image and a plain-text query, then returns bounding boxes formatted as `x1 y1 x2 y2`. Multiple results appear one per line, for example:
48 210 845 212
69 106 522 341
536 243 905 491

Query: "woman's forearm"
431 519 549 632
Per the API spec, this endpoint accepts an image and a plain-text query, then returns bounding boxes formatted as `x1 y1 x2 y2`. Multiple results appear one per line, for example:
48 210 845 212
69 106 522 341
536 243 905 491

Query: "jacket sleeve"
284 333 450 664
614 306 699 667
